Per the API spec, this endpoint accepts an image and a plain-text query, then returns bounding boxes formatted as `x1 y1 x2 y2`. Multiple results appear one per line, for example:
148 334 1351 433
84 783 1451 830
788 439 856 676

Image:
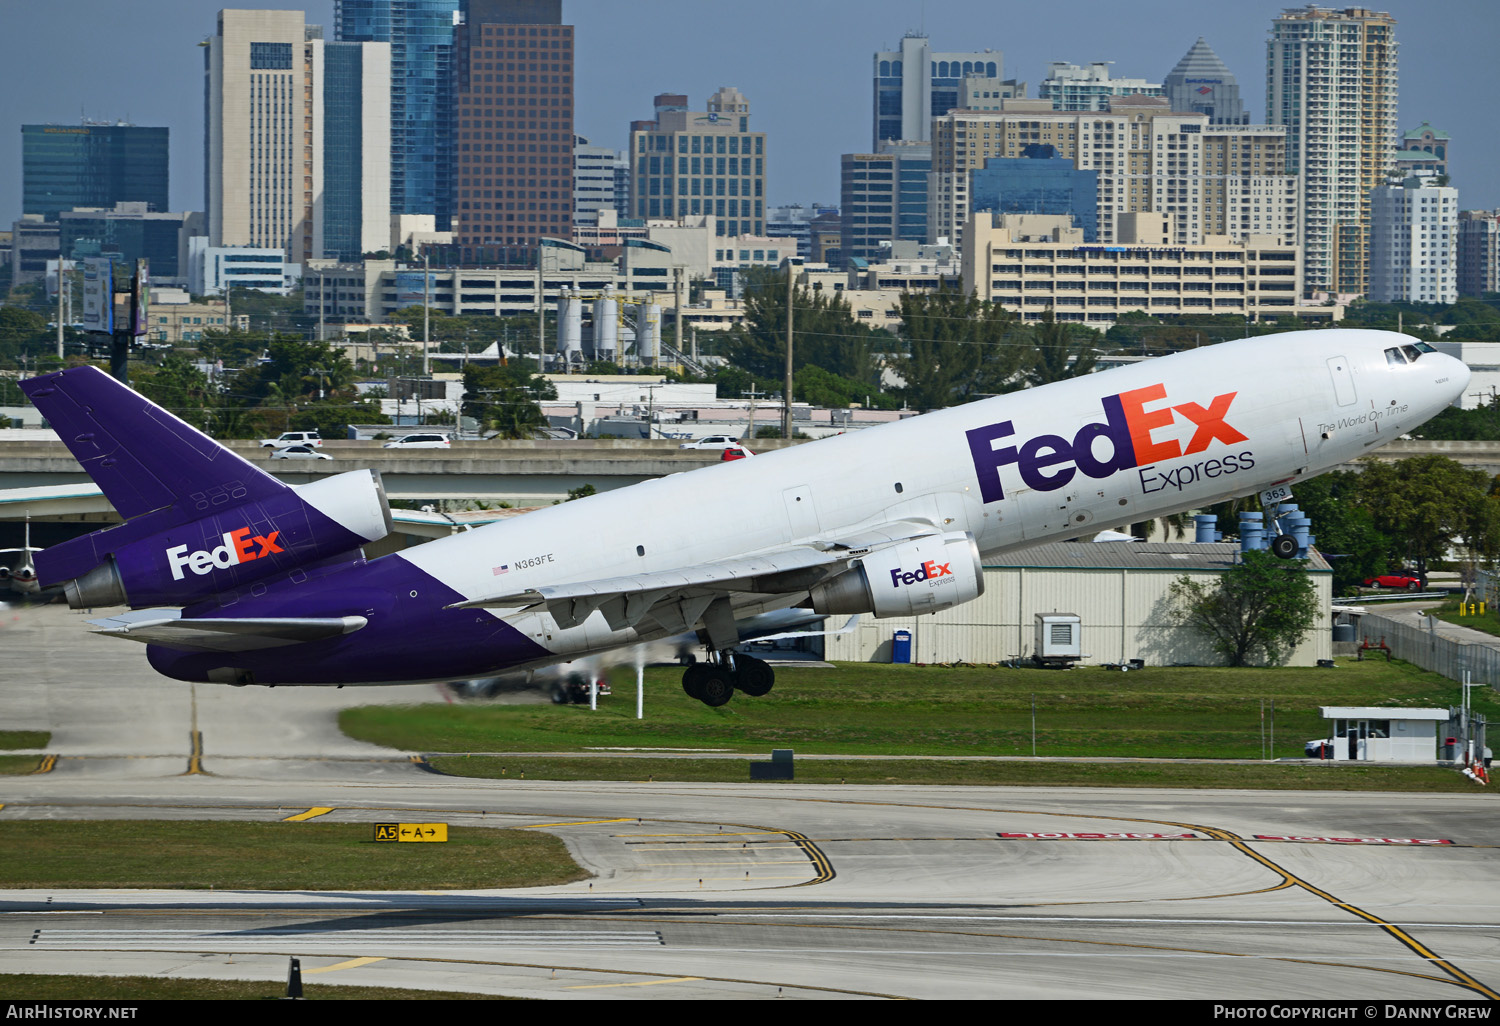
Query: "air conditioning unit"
1033 613 1082 668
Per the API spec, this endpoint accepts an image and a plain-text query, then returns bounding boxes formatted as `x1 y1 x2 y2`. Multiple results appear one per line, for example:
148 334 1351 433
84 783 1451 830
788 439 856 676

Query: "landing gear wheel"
1270 533 1299 559
734 655 775 697
682 662 711 700
695 668 736 708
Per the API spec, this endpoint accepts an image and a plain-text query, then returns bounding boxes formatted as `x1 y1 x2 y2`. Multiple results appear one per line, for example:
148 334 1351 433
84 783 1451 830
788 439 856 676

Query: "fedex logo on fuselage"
966 384 1248 503
167 528 283 581
892 560 953 588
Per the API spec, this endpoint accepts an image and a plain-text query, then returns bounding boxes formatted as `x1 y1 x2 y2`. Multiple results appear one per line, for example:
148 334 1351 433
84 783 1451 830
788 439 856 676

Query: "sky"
3 0 1497 227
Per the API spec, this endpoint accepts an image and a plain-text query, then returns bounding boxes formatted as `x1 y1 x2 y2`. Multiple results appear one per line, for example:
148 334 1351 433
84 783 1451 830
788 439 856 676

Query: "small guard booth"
1317 707 1449 762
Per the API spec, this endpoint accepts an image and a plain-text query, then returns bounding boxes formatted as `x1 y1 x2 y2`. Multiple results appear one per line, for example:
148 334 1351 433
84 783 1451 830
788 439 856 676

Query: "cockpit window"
1385 347 1408 365
1412 340 1437 354
1401 345 1423 362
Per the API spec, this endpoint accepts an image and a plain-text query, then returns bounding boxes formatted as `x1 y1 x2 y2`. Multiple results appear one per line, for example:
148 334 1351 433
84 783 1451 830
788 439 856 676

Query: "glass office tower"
22 124 169 219
970 148 1099 242
336 0 460 231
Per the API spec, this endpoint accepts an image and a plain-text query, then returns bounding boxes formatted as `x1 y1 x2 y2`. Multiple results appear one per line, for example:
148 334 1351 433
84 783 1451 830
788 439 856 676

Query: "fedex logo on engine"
966 384 1249 503
167 528 283 581
892 560 953 588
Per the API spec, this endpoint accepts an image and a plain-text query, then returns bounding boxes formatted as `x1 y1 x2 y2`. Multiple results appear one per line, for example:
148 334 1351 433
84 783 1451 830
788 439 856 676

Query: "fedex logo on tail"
892 560 953 588
966 384 1249 503
167 528 283 581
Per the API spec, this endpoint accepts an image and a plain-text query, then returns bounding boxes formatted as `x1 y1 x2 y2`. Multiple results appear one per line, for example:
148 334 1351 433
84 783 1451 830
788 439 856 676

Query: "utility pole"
742 385 767 441
56 258 65 360
422 250 430 377
783 260 795 440
672 266 684 372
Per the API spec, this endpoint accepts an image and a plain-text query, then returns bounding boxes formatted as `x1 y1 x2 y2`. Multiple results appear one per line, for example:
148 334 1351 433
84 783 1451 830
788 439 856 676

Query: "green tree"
723 268 886 385
1354 455 1500 582
891 288 1024 411
462 361 556 439
1170 550 1320 666
1022 308 1100 387
1281 471 1393 593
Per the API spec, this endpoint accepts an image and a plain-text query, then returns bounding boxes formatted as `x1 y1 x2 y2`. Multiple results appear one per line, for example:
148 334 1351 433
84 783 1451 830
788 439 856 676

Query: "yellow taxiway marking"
306 956 387 975
32 757 56 774
284 807 335 822
631 844 804 852
631 831 782 838
523 818 633 829
564 976 702 991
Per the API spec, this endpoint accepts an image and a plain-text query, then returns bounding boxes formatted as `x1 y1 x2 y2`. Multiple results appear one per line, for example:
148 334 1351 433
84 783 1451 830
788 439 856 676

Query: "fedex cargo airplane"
20 330 1467 706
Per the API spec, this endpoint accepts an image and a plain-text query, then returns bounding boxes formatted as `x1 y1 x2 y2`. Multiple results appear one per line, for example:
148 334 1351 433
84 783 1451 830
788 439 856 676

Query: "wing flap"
446 523 943 632
87 609 367 653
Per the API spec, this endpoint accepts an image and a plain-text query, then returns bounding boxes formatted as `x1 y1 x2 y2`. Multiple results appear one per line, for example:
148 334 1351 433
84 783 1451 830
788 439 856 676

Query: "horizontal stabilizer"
87 608 367 653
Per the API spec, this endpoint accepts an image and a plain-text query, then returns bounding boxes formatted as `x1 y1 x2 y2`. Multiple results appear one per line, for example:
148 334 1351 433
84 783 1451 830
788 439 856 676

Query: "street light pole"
783 259 794 440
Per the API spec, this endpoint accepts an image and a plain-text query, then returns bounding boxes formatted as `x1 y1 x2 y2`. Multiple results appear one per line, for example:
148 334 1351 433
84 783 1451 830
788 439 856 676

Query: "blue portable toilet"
892 630 912 664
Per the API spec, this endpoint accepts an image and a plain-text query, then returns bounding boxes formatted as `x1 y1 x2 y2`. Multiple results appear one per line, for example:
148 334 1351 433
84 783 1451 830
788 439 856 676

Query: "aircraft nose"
1440 351 1472 403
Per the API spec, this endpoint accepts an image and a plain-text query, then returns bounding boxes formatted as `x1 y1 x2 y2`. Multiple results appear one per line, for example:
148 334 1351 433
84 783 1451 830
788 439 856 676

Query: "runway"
2 603 1499 1000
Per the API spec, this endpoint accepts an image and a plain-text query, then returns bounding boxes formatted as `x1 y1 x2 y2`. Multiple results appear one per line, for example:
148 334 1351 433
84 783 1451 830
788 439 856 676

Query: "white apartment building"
188 237 302 296
929 98 1297 250
574 135 628 223
1369 175 1458 304
1267 5 1398 296
960 211 1330 328
1039 62 1164 112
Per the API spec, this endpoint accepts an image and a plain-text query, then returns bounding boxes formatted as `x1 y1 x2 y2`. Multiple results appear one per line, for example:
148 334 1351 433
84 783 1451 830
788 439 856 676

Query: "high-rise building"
57 203 194 281
840 141 931 265
334 0 460 231
22 123 169 220
969 148 1099 241
322 41 393 261
206 10 390 263
1163 38 1249 124
1039 63 1164 113
1458 210 1499 298
873 34 1016 146
629 88 766 237
205 9 324 262
1268 5 1398 296
1369 174 1457 304
928 99 1296 249
451 0 575 256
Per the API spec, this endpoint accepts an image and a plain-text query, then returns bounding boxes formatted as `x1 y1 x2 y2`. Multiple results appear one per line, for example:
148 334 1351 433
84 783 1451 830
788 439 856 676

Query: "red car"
1362 573 1421 590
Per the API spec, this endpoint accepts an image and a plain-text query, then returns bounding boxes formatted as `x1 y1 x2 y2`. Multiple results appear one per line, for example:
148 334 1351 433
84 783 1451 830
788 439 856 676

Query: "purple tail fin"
21 367 390 609
22 365 286 523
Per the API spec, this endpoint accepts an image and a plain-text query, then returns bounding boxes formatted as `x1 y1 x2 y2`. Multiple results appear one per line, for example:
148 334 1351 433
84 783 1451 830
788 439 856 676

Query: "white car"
269 444 333 461
260 431 322 449
679 435 744 451
382 433 452 449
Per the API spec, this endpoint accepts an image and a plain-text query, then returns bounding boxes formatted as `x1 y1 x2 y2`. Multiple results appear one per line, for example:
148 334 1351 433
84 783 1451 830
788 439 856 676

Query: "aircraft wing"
448 520 942 633
86 609 368 653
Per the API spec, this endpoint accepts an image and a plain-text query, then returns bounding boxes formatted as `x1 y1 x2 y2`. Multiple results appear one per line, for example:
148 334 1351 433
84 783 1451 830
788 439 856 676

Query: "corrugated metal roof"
984 541 1332 573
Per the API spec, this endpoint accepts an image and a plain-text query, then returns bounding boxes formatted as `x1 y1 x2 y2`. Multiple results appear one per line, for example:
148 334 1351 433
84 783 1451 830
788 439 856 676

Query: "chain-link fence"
1360 611 1500 686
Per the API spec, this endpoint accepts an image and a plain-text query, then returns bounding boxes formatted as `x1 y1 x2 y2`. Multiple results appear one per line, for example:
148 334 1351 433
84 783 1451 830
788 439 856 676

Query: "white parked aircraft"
0 519 45 596
20 330 1467 705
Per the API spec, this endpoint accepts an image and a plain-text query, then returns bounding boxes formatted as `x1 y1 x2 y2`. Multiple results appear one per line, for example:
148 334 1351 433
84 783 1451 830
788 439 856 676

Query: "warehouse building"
822 542 1333 667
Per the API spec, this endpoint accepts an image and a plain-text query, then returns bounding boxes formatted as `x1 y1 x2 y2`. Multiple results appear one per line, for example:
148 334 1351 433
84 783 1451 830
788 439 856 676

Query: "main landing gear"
682 652 775 707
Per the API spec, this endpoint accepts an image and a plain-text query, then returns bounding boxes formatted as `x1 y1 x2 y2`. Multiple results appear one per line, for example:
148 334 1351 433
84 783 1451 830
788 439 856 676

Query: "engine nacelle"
809 531 984 617
51 470 393 610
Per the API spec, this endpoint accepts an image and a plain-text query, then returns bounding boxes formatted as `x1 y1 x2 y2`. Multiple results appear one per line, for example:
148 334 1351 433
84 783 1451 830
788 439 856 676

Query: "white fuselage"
395 330 1467 671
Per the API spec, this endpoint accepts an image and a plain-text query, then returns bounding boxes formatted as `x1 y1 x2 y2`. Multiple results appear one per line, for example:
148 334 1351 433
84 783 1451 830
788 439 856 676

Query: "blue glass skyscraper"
970 148 1099 242
336 0 459 231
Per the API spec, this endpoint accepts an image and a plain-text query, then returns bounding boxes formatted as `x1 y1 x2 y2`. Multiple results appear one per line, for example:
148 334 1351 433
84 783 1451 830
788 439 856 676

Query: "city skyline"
3 0 1496 231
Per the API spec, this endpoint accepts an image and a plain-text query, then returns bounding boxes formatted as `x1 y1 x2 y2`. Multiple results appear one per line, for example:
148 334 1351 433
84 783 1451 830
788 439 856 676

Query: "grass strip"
0 821 589 890
0 975 514 1000
0 730 49 750
0 755 46 775
342 658 1495 762
426 755 1488 793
